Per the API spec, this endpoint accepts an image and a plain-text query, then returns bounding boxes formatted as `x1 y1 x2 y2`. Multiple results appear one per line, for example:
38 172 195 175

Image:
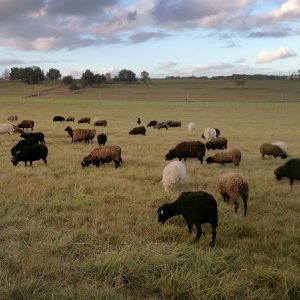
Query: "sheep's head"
157 204 172 224
162 180 172 192
274 167 283 180
81 158 92 168
165 150 175 160
205 141 213 150
280 153 287 159
11 157 18 166
206 156 215 164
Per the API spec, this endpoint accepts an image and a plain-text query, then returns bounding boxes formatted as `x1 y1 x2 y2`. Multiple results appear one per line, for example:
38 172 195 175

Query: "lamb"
17 120 34 131
201 127 220 140
205 137 228 151
81 145 122 168
272 141 287 153
97 133 108 146
187 122 196 134
64 127 95 143
11 144 48 167
12 125 24 134
11 138 39 157
260 143 287 159
216 172 249 217
78 117 90 124
155 122 169 130
53 116 65 122
21 132 46 144
66 117 75 122
0 123 15 135
147 120 158 127
93 119 107 127
165 141 206 163
161 161 187 192
206 149 241 166
274 158 300 185
129 126 146 135
157 191 218 247
7 115 18 122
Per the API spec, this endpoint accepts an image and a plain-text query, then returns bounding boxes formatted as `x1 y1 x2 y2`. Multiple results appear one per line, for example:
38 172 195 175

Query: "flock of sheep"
2 114 300 248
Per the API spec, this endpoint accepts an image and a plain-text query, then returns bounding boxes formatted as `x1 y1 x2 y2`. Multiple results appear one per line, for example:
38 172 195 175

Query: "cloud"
256 46 296 63
180 63 234 75
129 31 171 43
269 0 300 20
0 58 58 66
158 61 178 69
235 58 247 63
221 40 241 48
248 31 290 38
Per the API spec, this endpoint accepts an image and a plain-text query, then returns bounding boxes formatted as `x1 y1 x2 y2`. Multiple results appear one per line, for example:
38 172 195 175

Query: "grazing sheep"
64 127 95 143
202 127 220 140
206 137 228 151
11 138 39 157
11 144 48 167
12 125 24 134
147 120 158 127
7 115 18 122
272 141 288 154
260 143 287 159
155 122 169 130
206 149 242 166
129 126 146 135
97 133 107 146
216 172 249 217
187 122 196 134
53 116 65 122
78 117 90 124
93 119 107 127
161 161 187 192
21 132 46 144
0 123 15 135
137 117 141 124
165 141 206 163
17 120 34 131
81 145 122 168
274 158 300 185
157 191 218 247
167 120 181 128
66 117 75 122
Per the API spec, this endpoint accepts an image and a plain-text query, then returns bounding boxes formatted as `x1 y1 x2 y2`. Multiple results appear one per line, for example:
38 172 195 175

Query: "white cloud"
180 63 234 75
256 46 296 63
158 61 178 69
31 37 62 51
270 0 300 20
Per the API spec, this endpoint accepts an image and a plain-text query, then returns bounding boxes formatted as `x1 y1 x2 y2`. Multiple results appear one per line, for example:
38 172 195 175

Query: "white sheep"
0 123 15 135
187 122 196 134
161 161 187 192
272 141 287 154
202 127 217 140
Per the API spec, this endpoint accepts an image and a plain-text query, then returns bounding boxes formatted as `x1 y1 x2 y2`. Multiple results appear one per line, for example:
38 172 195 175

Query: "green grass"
0 81 299 299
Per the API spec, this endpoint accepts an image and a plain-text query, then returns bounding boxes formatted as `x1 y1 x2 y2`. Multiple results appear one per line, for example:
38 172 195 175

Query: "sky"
0 0 299 78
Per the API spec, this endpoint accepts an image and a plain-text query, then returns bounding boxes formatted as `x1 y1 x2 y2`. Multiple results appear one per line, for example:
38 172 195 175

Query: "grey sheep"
260 143 287 159
206 149 241 166
157 191 218 247
216 172 249 217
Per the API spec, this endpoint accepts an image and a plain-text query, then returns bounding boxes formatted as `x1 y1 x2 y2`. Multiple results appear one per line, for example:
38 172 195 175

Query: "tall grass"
0 96 299 299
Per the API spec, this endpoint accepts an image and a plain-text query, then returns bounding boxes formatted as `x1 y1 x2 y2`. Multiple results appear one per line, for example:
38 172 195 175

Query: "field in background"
0 81 299 299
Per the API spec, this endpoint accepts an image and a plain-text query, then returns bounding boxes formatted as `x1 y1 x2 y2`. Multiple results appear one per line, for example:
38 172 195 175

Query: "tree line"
5 66 151 90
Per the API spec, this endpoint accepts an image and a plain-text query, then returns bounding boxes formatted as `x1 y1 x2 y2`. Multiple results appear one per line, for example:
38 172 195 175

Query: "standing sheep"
206 149 241 166
11 144 48 167
272 141 287 153
7 116 18 122
165 141 206 163
21 132 46 144
17 120 34 131
11 138 39 157
97 133 108 146
129 126 146 135
205 137 228 151
53 116 65 122
157 191 218 247
260 143 287 159
202 127 218 140
161 161 187 192
147 120 158 127
78 117 90 124
155 122 169 130
94 119 107 127
216 172 249 217
274 158 300 185
187 122 196 134
66 117 75 122
65 127 94 143
0 123 15 135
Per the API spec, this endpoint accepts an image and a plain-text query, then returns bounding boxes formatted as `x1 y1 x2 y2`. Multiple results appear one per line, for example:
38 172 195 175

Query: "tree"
94 74 106 85
141 71 150 83
1 69 10 80
46 68 61 81
62 75 74 85
81 69 95 87
69 81 80 91
105 73 112 81
117 69 137 83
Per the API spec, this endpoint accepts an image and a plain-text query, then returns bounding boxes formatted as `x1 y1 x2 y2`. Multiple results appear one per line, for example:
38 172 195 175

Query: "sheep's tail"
239 183 248 217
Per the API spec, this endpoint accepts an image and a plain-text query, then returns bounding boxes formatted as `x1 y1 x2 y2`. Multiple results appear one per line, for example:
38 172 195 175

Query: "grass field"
0 80 300 299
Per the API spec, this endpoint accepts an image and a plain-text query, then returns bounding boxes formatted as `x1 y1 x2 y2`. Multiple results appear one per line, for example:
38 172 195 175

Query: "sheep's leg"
210 224 217 248
184 217 193 233
119 156 123 164
242 196 247 217
43 158 47 165
195 224 203 241
289 178 294 185
198 156 203 164
30 161 33 167
234 200 239 213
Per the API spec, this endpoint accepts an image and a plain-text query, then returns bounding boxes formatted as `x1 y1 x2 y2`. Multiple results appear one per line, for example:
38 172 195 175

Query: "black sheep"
97 133 108 146
165 141 206 163
21 132 46 144
157 191 218 247
129 126 146 135
274 158 300 185
11 138 39 157
53 116 65 122
11 144 48 167
206 137 228 150
147 120 157 127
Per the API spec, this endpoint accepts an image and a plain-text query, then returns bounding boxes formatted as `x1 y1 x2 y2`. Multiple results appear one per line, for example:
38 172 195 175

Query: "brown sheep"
216 172 249 217
64 127 95 143
78 117 91 124
66 117 75 122
94 120 107 127
7 115 18 122
17 120 34 131
81 145 122 168
260 143 287 159
206 149 241 166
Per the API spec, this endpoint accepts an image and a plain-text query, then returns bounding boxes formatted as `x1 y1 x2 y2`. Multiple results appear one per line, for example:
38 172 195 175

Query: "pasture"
0 82 300 299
